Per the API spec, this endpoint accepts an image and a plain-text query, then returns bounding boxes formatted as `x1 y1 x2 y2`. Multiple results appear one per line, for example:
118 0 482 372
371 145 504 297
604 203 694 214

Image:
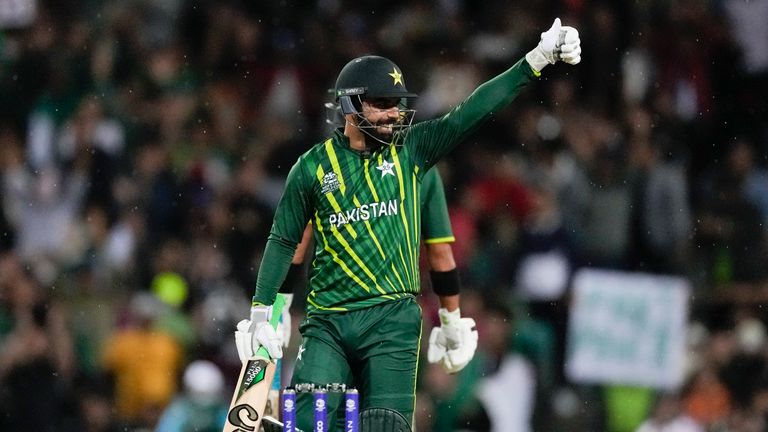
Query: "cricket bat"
224 294 287 432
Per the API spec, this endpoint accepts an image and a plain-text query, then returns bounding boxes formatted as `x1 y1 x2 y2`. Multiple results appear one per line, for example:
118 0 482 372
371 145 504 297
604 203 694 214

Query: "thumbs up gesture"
526 18 582 73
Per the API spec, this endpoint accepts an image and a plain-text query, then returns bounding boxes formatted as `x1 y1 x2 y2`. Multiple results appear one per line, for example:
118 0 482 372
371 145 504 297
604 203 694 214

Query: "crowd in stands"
1 0 767 431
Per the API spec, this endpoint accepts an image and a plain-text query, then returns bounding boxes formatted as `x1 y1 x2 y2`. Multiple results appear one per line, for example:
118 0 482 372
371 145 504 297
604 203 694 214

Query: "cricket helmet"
333 55 417 146
334 55 417 115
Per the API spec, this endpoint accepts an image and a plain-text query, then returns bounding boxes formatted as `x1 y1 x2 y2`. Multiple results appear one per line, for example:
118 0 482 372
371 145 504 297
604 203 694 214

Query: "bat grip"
254 294 287 360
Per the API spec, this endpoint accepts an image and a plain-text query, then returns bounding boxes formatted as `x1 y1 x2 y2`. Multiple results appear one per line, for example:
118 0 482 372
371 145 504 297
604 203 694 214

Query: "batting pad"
360 408 411 432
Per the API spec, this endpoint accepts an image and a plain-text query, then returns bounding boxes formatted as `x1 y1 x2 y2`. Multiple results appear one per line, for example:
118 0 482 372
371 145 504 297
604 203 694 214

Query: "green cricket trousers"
290 296 422 431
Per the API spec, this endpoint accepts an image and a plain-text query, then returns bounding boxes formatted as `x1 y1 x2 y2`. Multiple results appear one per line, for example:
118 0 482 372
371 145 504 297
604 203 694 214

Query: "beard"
361 119 398 148
372 119 398 139
372 125 395 140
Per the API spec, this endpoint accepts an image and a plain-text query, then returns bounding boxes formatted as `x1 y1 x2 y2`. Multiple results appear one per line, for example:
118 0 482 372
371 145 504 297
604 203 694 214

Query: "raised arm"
411 18 581 170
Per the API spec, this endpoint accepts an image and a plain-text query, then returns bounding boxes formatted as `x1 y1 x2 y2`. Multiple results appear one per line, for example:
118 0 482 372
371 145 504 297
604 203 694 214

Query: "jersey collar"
333 128 351 148
334 127 392 160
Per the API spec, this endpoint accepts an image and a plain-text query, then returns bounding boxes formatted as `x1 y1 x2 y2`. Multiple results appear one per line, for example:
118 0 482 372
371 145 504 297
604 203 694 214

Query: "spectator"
625 105 691 274
693 139 768 284
101 292 183 428
155 360 228 432
636 392 704 432
61 375 124 432
0 262 76 431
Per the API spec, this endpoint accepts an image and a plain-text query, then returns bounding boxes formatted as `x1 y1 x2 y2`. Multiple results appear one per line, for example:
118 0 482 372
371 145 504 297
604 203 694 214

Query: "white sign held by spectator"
566 269 689 389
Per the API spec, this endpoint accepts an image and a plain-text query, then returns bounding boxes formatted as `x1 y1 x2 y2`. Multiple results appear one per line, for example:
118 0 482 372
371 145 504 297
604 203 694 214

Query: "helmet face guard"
341 96 416 146
334 55 418 146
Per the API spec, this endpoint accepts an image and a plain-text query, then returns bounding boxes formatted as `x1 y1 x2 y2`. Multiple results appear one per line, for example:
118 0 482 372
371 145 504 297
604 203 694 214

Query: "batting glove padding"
427 308 478 374
277 293 293 348
235 304 284 361
525 18 582 73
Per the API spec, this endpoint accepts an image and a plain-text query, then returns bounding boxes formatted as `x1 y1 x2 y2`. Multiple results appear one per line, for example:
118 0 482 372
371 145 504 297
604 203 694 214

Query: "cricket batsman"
234 17 581 431
275 115 468 351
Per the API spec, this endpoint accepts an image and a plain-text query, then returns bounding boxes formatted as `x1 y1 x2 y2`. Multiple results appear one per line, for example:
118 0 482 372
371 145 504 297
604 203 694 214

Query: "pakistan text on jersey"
328 199 399 228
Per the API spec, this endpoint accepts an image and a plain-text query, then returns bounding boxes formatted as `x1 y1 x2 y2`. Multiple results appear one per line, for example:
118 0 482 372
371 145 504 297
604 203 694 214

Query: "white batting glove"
558 24 582 65
235 304 284 362
277 294 293 348
525 18 582 73
427 308 478 374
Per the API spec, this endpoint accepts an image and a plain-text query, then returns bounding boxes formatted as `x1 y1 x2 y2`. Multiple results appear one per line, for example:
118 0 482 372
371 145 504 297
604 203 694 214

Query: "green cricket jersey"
253 58 536 315
420 169 454 244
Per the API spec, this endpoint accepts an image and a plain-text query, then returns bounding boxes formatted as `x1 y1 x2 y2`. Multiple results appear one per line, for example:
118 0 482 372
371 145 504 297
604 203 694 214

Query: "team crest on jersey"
376 160 396 177
321 172 341 194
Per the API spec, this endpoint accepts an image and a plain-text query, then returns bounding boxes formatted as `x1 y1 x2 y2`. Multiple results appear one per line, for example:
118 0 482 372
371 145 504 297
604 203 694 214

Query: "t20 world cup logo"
346 398 356 412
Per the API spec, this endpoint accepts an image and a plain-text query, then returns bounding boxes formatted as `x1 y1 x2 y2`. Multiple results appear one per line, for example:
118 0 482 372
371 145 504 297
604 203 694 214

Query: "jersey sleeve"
409 58 536 171
252 158 314 305
420 169 454 244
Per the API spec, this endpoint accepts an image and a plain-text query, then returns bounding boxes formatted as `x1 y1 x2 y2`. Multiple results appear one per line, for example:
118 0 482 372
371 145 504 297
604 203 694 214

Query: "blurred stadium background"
1 0 767 431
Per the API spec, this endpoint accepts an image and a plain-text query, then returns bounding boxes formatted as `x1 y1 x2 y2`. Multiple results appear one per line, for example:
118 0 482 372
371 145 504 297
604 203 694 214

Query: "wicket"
282 383 359 432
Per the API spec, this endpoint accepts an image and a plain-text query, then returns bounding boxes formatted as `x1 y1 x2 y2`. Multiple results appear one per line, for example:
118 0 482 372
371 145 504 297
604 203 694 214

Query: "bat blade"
223 294 287 432
224 358 276 432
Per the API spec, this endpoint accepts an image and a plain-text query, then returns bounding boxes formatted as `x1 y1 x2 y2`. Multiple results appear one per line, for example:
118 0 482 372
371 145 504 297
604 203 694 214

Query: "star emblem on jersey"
388 68 403 86
376 160 396 177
